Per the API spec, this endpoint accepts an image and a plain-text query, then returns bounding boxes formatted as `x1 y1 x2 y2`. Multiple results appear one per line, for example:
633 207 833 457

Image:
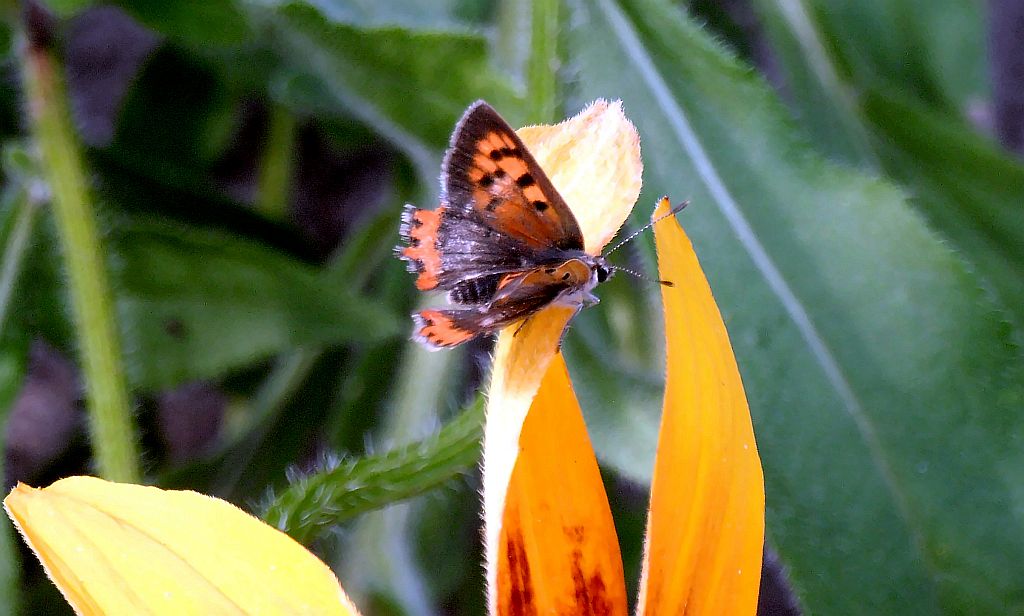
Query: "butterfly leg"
512 316 532 338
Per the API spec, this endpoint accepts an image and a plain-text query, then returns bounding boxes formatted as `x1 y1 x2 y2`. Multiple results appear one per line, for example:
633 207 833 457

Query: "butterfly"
397 101 678 350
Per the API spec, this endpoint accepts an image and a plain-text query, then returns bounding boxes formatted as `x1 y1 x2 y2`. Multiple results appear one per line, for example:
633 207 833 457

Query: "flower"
4 476 360 615
4 101 763 615
483 103 765 614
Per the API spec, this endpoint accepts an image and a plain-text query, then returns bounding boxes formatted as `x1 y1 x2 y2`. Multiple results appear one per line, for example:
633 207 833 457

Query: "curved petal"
518 99 642 254
636 198 765 615
493 354 627 615
482 101 642 613
5 476 359 615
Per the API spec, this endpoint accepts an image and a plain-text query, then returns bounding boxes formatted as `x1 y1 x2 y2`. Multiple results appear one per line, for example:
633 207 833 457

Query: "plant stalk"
23 33 140 482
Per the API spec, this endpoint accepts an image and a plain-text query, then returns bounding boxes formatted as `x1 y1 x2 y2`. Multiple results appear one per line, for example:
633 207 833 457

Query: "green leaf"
250 0 526 179
565 0 1024 613
862 89 1024 327
799 0 986 113
48 0 250 45
252 0 484 30
746 1 1024 327
0 186 29 616
261 397 483 545
748 0 878 166
750 0 988 162
110 222 402 390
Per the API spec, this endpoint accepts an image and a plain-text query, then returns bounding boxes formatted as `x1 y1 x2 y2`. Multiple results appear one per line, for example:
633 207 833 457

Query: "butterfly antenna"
610 265 675 287
604 199 690 256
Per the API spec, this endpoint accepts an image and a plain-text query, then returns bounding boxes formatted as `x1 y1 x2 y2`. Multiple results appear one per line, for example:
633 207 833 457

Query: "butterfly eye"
596 266 611 283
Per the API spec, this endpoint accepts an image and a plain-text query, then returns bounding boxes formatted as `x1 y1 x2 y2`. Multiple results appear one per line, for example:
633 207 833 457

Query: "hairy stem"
23 35 140 482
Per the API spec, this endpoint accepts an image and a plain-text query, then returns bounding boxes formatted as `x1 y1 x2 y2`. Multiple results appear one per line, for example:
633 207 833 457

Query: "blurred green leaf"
110 222 402 390
750 0 988 164
0 184 29 616
410 473 485 616
101 45 241 189
801 0 986 113
253 0 484 30
251 0 526 179
747 1 1024 327
862 89 1024 327
748 0 878 165
565 0 1024 613
48 0 250 45
261 397 483 545
122 1 251 45
0 206 72 355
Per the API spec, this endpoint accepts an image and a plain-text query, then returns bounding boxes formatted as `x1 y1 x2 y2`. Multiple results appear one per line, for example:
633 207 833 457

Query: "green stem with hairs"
261 398 484 545
23 39 140 482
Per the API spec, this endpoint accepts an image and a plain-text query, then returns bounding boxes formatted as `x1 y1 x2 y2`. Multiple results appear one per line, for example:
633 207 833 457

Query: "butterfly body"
397 101 612 350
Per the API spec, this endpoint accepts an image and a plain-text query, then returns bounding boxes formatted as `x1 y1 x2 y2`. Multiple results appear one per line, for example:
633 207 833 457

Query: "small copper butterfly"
397 101 681 350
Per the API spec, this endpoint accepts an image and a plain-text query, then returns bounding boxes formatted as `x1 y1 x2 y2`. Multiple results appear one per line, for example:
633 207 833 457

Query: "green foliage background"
0 0 1022 614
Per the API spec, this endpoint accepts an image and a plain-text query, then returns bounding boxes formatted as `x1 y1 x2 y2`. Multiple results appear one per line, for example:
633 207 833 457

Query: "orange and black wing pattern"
399 102 594 349
398 102 584 300
443 102 584 252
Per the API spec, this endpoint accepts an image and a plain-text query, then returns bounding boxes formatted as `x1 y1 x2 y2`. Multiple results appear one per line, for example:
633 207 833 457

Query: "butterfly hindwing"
412 260 594 349
443 101 585 252
490 259 592 305
412 309 482 349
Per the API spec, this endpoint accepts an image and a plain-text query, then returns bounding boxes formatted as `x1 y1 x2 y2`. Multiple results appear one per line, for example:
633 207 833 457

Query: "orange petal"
636 198 765 614
481 307 574 605
482 101 643 610
5 476 360 615
492 354 627 615
518 99 642 254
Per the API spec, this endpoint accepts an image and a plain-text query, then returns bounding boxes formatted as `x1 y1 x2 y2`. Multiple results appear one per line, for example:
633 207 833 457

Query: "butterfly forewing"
443 102 585 252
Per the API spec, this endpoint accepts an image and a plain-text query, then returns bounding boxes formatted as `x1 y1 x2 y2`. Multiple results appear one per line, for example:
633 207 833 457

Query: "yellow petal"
518 99 642 255
493 354 627 615
5 476 360 615
482 101 643 612
637 198 765 614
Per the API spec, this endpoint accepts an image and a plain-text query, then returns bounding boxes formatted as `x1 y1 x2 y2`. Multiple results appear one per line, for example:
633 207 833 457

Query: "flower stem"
526 0 560 124
261 397 484 545
496 0 561 124
255 104 296 220
22 31 140 482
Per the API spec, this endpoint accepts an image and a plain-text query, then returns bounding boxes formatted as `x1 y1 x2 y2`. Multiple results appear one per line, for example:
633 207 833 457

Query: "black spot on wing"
441 101 584 251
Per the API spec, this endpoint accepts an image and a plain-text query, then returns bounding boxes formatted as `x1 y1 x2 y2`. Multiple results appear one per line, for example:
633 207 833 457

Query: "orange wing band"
413 309 478 349
400 207 445 290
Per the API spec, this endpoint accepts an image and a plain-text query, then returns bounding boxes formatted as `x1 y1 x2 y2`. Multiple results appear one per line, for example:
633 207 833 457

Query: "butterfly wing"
443 101 585 253
398 204 534 298
412 260 592 349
